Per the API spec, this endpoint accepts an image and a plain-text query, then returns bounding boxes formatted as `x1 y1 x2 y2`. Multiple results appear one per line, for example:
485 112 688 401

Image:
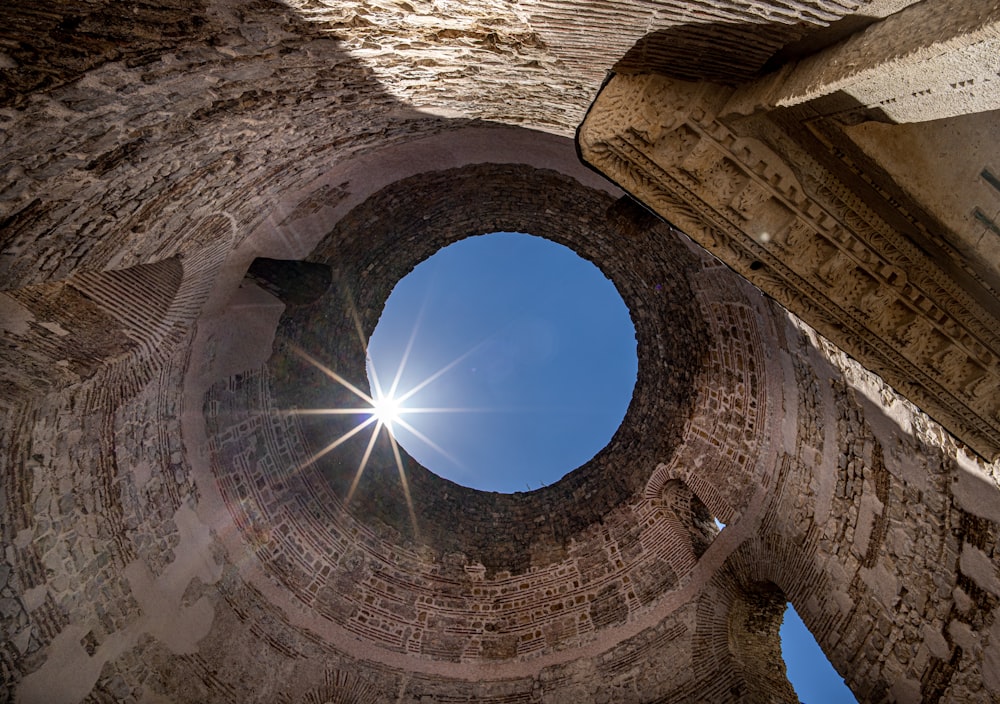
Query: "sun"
371 393 403 426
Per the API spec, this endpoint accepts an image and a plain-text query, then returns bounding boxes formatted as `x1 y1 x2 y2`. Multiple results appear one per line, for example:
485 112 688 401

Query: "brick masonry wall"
3 0 1000 701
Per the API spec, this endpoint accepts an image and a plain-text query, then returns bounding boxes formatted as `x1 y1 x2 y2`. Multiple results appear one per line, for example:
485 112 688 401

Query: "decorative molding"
579 73 1000 460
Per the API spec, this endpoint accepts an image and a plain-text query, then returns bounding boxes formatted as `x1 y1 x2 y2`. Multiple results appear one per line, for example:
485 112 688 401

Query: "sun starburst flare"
275 326 498 539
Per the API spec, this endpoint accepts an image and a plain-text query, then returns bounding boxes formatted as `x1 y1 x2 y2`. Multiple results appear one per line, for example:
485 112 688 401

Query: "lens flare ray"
289 343 374 405
393 415 465 471
396 337 493 405
387 291 431 401
346 418 384 504
387 429 420 540
297 414 378 471
278 408 379 416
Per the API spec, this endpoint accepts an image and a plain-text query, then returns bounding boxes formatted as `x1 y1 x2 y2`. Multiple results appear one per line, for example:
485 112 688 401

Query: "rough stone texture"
840 111 1000 295
724 0 1000 123
2 0 1000 702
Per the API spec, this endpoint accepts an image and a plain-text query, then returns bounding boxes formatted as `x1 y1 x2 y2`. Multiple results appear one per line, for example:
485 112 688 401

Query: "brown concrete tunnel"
2 0 1000 702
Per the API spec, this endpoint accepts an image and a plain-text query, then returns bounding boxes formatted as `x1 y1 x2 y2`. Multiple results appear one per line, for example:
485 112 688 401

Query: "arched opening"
781 603 855 703
727 586 857 702
662 478 720 558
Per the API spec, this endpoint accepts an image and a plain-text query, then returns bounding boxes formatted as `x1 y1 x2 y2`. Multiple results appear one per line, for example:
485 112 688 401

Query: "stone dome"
2 0 1000 702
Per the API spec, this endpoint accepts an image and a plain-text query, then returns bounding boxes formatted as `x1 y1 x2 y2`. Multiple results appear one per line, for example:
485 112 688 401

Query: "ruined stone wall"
1 342 203 704
200 163 746 669
0 133 797 702
0 0 591 295
4 0 1000 702
693 312 1000 702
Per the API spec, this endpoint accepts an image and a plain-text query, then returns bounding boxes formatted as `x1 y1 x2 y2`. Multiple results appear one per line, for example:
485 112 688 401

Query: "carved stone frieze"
579 72 1000 460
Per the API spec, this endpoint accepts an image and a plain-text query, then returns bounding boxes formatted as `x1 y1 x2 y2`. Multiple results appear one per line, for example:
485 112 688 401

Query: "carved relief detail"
579 73 1000 459
728 180 773 222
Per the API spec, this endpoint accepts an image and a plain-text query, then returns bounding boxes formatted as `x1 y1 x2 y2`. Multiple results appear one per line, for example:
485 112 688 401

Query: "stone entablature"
579 72 1000 460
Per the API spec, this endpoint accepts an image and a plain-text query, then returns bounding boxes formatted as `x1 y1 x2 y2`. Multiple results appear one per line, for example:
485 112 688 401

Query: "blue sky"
782 605 856 703
366 231 636 492
366 231 854 703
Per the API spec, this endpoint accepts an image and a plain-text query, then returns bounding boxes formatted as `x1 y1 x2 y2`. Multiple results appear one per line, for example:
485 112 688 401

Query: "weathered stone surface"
2 0 1000 702
579 66 1000 461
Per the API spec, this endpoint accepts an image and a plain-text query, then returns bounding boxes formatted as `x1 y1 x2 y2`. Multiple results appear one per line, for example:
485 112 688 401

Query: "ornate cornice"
578 73 1000 460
